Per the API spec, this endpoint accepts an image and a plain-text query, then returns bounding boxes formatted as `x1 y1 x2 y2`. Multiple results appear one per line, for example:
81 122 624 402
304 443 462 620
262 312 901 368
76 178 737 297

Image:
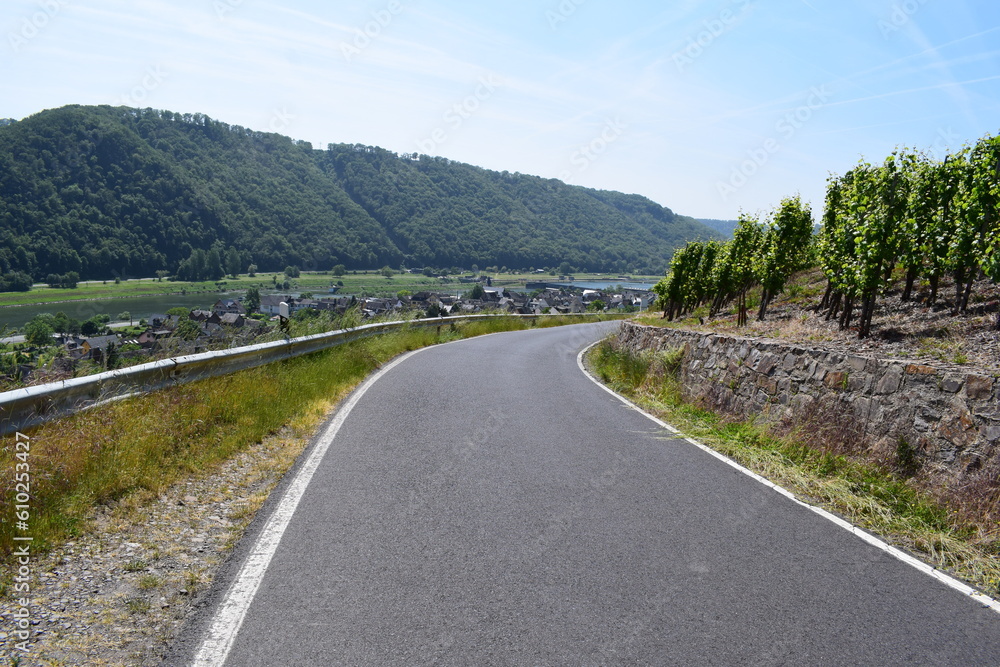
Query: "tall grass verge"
0 314 614 563
587 336 1000 597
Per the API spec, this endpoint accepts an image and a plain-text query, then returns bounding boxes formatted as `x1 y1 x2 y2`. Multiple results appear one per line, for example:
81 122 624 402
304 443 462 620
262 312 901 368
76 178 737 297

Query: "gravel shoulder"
0 425 312 666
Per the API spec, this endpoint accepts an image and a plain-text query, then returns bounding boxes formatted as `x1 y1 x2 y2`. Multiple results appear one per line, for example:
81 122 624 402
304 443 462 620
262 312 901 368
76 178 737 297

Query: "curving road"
167 322 1000 666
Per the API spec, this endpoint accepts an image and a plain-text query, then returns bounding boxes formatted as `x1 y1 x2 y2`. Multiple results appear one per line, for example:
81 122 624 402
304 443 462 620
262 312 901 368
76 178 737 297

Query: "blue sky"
3 0 999 221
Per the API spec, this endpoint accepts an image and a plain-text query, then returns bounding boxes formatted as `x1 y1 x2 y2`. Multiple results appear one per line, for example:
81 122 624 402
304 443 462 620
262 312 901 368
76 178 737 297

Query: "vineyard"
654 133 1000 339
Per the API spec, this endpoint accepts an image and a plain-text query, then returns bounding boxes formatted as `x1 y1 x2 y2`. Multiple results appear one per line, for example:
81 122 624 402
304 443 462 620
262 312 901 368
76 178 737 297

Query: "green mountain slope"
0 105 720 280
697 218 739 239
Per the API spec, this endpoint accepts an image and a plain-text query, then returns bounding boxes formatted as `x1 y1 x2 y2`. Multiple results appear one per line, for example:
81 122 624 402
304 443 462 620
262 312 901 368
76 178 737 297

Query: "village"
3 282 653 386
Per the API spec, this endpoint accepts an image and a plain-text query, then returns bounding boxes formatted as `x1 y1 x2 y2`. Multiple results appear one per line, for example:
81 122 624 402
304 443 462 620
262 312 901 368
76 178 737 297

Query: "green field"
0 270 662 308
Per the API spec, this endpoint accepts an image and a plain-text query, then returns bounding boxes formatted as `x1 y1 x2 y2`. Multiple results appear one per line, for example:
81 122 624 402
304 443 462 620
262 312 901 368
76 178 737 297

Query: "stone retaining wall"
617 321 1000 484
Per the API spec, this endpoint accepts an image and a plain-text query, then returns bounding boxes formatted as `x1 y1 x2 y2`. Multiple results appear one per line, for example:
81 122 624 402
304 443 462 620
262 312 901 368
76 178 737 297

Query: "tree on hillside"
969 134 1000 326
822 154 911 338
81 315 109 336
24 319 54 347
245 287 261 313
380 265 395 279
51 312 80 336
754 196 814 321
653 242 706 321
0 271 33 292
225 247 242 278
177 248 224 282
724 213 764 327
206 248 225 281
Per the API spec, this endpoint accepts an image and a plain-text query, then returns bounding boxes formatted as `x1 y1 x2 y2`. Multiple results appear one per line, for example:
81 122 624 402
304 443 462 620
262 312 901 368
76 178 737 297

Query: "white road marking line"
576 341 1000 615
191 349 426 666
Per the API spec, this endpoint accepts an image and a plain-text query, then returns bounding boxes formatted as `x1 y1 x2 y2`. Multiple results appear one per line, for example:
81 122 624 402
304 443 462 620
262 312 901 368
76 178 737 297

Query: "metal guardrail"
0 313 598 436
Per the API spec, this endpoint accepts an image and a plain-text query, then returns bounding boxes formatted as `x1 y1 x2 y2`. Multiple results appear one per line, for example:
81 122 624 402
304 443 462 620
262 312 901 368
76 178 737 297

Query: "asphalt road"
167 322 1000 666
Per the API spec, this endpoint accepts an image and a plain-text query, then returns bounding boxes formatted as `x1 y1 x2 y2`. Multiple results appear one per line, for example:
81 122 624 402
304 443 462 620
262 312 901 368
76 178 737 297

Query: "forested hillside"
0 105 719 281
697 218 738 239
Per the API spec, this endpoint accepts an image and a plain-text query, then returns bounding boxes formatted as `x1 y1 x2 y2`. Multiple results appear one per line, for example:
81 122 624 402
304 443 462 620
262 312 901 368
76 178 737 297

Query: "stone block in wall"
823 371 848 390
757 376 778 395
847 373 871 393
918 401 945 422
983 423 1000 443
789 393 813 413
849 395 869 422
937 406 976 448
914 410 937 433
941 375 964 393
782 352 798 371
965 374 992 400
847 355 869 373
756 354 779 376
875 366 903 394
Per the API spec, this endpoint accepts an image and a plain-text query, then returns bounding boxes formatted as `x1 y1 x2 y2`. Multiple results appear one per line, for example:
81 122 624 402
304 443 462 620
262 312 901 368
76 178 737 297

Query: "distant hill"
697 219 739 239
0 105 722 280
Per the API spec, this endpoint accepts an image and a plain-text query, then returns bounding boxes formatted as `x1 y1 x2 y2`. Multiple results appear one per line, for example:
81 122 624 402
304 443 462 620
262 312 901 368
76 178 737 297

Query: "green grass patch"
587 337 1000 597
